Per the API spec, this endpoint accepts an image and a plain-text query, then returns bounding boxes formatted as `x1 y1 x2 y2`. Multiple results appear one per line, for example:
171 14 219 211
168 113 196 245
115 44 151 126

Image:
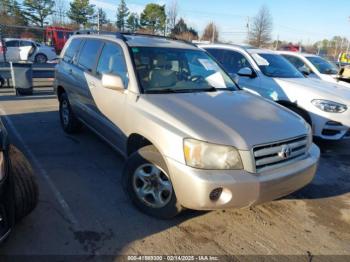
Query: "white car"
0 38 57 63
200 44 350 140
277 51 350 88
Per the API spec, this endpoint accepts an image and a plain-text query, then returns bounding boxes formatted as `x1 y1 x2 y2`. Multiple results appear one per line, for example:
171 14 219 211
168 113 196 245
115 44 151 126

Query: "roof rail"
120 32 197 47
72 30 197 47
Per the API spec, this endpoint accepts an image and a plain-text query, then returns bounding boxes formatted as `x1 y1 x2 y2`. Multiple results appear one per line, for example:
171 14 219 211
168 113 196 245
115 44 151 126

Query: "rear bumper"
167 144 320 210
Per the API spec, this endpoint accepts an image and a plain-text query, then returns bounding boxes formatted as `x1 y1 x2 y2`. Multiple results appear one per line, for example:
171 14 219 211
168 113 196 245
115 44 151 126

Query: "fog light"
209 187 223 201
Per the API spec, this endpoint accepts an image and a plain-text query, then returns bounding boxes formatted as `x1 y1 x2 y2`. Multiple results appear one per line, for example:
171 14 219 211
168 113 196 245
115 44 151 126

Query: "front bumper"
310 109 350 140
167 144 320 210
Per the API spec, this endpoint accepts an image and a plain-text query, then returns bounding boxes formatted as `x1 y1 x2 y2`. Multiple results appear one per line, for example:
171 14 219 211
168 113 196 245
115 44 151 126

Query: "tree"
248 6 273 47
0 0 27 26
166 0 178 34
22 0 54 27
68 0 95 27
140 3 166 34
126 12 140 32
170 18 198 41
97 8 109 26
52 0 68 25
201 22 219 42
116 0 129 31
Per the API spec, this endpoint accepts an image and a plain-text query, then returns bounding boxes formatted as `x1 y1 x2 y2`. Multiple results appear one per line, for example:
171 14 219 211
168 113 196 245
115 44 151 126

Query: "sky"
61 0 350 44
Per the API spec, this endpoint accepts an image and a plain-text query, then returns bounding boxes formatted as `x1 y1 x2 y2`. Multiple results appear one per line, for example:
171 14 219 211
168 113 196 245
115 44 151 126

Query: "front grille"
253 136 308 173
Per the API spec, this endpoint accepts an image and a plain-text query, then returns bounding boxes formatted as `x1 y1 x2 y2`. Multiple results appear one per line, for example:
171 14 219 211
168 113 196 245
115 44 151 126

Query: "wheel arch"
276 100 312 125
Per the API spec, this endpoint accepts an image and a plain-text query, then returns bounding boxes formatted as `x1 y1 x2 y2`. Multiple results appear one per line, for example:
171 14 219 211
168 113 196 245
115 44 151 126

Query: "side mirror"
101 73 125 91
298 66 311 76
237 67 255 78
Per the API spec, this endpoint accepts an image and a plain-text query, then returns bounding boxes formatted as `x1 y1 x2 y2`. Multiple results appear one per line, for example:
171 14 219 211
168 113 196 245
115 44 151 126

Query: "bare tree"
166 0 178 33
248 6 273 47
201 22 219 42
52 0 67 25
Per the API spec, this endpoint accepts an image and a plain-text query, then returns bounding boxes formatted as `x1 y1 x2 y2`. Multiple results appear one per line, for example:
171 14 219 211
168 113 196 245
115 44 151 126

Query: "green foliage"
0 0 27 25
116 0 129 31
140 3 166 34
97 8 109 26
22 0 54 27
126 12 140 32
68 0 95 27
170 18 198 39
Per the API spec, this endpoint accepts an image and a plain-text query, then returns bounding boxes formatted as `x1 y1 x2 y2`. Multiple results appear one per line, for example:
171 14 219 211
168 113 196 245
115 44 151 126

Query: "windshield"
306 56 338 75
251 53 304 78
131 47 237 93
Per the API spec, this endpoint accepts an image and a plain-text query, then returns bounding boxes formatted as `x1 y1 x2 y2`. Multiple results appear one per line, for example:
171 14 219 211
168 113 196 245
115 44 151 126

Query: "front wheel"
9 145 39 222
123 145 183 219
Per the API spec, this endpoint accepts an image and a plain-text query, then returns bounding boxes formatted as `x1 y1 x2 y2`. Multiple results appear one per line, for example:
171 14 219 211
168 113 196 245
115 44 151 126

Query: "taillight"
0 46 6 54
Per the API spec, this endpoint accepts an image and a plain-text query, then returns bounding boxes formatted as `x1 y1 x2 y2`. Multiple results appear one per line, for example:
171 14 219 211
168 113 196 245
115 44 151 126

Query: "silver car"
54 33 320 218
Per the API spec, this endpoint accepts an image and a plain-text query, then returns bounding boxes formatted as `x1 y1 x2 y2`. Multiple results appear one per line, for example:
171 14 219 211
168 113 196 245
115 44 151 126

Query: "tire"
0 76 4 88
34 53 47 64
123 145 182 219
59 92 82 134
287 106 312 126
9 145 38 222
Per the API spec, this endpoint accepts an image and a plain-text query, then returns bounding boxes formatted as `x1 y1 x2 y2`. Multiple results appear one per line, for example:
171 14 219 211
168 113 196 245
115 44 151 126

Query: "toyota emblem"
278 145 292 159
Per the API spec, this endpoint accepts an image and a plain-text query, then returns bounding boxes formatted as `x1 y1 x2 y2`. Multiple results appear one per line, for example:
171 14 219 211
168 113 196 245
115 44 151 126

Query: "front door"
84 41 129 152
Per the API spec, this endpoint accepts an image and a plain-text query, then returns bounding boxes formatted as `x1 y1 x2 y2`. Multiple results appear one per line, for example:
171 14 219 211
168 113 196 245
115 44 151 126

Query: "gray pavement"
0 87 349 259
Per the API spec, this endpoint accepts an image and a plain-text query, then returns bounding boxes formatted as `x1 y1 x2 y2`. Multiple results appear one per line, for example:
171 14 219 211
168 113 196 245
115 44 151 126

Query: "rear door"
74 38 104 128
19 40 35 61
4 40 20 61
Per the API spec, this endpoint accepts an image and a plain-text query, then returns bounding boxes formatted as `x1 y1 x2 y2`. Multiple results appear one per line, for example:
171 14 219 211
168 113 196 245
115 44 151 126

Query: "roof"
73 32 198 50
199 43 276 54
277 51 318 57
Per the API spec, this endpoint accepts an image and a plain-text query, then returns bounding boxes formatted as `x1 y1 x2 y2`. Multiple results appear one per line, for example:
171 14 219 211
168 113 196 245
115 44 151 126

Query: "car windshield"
131 47 237 93
306 56 338 75
251 53 304 78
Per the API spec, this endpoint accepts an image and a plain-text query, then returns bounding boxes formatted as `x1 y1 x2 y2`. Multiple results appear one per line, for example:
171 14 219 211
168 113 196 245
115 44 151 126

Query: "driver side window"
283 55 313 75
96 42 129 87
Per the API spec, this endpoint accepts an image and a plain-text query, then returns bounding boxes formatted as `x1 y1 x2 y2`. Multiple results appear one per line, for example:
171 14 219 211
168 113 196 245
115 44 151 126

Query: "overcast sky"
56 0 350 44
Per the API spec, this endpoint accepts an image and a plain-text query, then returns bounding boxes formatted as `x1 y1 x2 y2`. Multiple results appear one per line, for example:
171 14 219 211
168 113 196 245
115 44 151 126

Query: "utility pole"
211 24 216 43
97 10 100 33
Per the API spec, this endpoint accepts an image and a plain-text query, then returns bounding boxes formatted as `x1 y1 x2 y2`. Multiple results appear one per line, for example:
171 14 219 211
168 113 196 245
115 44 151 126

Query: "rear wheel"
9 145 38 222
123 145 182 219
34 53 47 64
59 92 82 134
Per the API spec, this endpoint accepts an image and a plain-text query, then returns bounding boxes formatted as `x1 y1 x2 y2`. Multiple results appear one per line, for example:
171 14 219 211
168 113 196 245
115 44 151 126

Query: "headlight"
184 138 243 170
312 99 347 113
0 151 5 181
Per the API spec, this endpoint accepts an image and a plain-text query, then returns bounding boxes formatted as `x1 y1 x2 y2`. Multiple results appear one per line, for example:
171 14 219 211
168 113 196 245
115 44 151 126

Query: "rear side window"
78 39 103 72
20 40 34 47
63 38 82 62
96 42 128 87
5 40 19 47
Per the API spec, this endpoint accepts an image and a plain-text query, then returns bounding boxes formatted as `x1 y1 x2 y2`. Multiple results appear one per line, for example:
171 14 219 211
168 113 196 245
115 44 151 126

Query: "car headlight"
312 99 347 113
184 138 243 170
0 151 5 181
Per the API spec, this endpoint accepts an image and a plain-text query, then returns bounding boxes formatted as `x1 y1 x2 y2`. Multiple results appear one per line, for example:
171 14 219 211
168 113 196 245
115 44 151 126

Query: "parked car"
0 38 57 63
0 118 38 243
201 44 350 140
278 51 350 88
54 33 319 219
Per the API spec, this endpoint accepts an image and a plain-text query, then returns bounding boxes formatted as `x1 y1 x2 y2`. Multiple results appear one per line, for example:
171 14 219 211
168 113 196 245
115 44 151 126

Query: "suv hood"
275 78 350 105
140 91 308 150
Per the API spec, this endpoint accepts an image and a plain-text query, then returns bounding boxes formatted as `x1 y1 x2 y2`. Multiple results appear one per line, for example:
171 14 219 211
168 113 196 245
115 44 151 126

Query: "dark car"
0 118 38 242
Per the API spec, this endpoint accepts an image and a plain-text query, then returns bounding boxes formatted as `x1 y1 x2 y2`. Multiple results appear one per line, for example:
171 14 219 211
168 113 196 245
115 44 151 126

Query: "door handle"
68 69 73 75
88 81 96 87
